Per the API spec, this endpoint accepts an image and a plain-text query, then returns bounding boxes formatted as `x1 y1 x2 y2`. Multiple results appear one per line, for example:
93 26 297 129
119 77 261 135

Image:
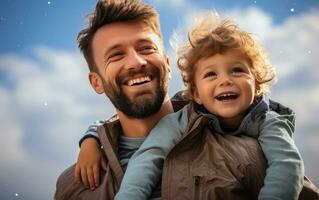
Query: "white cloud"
222 7 319 80
0 46 114 199
0 87 25 162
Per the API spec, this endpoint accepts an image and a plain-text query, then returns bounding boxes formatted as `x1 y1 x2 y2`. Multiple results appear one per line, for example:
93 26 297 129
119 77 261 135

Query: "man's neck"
117 95 174 138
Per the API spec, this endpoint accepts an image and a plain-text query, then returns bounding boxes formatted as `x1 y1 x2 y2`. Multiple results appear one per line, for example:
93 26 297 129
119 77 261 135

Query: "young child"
77 13 304 200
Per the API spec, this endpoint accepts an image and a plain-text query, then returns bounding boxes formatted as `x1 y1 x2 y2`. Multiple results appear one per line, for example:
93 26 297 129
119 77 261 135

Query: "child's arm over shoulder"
75 120 106 189
257 110 304 200
115 105 189 200
79 120 106 147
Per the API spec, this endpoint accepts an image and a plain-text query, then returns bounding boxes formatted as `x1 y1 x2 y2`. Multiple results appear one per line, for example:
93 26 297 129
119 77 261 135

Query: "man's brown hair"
78 0 162 72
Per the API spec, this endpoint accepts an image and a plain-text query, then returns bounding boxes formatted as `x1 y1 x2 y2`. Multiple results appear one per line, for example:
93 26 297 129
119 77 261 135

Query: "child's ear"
89 72 104 94
192 88 203 105
255 84 262 96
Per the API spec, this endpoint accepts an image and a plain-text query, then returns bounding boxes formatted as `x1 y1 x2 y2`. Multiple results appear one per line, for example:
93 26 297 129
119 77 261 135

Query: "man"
55 0 319 199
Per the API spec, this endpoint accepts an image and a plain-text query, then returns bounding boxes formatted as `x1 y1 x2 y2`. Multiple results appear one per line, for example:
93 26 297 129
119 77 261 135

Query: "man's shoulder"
171 91 191 112
55 164 78 200
107 114 119 123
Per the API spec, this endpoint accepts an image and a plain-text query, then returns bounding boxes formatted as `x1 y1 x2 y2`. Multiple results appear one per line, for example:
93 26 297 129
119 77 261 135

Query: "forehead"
196 50 250 67
92 21 163 53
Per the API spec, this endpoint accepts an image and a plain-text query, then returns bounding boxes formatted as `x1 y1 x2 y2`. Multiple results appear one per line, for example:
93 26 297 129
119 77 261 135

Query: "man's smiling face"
90 20 170 118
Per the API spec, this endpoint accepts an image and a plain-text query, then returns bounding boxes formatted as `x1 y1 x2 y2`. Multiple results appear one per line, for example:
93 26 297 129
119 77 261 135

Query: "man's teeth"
127 76 151 86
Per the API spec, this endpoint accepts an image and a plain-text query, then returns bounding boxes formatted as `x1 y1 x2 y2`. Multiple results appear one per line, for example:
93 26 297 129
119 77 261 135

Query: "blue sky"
1 0 319 199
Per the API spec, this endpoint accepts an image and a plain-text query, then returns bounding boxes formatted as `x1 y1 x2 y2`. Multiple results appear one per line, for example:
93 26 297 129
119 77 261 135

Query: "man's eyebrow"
136 38 154 44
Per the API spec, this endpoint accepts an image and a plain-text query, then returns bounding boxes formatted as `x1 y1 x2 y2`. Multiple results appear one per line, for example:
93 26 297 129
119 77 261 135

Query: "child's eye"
203 71 216 78
232 66 246 74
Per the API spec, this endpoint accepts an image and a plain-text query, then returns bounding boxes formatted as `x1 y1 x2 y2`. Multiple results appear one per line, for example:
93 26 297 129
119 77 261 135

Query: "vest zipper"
194 176 201 199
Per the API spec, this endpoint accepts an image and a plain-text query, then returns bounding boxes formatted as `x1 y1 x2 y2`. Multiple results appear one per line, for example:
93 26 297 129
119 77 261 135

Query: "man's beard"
103 66 168 118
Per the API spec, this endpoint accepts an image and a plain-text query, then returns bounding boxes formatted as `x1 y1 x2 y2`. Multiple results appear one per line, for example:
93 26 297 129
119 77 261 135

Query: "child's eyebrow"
228 60 248 66
230 61 244 66
197 64 216 73
196 64 216 76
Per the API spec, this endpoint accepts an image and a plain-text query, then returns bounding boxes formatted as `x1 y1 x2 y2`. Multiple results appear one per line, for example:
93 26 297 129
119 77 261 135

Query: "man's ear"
192 87 202 105
88 72 104 94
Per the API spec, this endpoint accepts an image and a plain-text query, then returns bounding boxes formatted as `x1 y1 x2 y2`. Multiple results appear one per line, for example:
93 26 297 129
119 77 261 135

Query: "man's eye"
139 46 156 54
109 52 124 61
204 71 216 78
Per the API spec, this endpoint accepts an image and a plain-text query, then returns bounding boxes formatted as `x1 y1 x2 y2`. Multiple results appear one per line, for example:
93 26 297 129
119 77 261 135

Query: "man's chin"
123 86 154 99
132 91 155 101
116 89 164 118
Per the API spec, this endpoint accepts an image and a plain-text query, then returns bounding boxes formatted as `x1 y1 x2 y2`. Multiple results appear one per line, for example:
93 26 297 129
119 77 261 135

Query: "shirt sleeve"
115 106 189 200
255 111 304 200
78 120 106 147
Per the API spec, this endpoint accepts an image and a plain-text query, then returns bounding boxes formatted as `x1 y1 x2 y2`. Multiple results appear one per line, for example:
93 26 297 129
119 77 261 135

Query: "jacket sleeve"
114 106 189 200
78 120 106 147
256 111 304 200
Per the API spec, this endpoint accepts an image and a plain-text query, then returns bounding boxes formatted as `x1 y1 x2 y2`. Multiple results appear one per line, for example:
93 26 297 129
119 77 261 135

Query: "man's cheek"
104 79 119 99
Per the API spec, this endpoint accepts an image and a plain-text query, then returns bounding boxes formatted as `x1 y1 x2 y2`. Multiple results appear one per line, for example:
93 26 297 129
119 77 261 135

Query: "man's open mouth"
125 75 152 86
215 92 239 101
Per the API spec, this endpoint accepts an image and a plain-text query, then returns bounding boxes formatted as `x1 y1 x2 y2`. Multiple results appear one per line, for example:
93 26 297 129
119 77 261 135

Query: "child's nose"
218 74 233 86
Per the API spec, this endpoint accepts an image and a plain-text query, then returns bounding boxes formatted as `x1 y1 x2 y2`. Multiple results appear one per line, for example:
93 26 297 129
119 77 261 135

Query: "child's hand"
75 138 107 190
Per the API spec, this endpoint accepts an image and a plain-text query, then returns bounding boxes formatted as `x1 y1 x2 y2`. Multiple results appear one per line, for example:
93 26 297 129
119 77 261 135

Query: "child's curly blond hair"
177 13 276 99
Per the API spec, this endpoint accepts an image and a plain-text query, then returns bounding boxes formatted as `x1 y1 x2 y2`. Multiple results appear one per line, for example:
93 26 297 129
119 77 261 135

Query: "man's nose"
124 50 147 70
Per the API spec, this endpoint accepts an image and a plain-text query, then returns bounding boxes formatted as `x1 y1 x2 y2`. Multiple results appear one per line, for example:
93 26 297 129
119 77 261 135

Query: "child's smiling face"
193 50 257 128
